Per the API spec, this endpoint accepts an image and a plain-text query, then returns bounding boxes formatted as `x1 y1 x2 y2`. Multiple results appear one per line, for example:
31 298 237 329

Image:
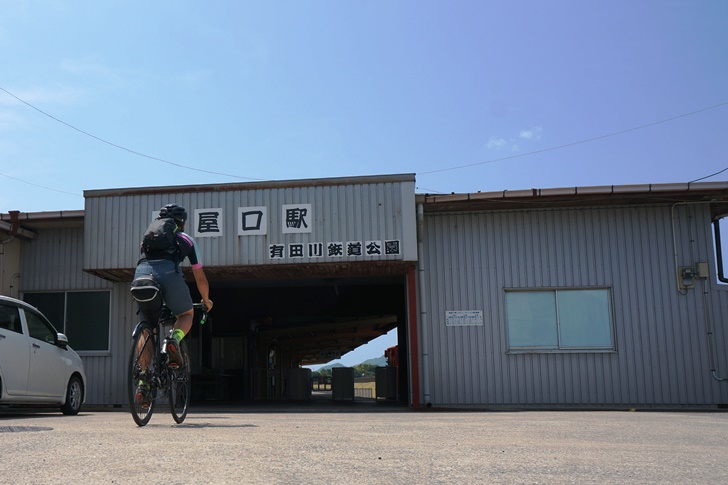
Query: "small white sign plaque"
445 310 483 326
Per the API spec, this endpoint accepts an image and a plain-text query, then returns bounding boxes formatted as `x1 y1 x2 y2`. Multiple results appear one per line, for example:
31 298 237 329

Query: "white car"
0 295 86 415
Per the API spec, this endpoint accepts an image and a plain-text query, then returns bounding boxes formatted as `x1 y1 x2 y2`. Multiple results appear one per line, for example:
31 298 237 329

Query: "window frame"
22 290 111 355
505 287 616 354
712 217 728 286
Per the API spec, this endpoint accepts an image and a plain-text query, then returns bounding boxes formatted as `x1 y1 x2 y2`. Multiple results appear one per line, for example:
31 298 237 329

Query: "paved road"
1 405 727 484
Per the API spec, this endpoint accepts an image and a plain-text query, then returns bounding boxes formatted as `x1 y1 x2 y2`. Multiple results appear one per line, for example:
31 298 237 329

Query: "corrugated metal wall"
419 203 728 406
20 227 109 291
72 176 416 405
84 178 417 272
77 284 134 405
19 190 728 407
18 226 121 405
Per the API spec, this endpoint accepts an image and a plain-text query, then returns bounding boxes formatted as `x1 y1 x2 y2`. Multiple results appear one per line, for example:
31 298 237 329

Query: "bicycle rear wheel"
168 338 191 423
128 324 158 426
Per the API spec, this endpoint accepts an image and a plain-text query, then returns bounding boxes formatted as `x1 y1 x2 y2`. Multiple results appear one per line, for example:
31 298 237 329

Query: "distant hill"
316 362 347 371
361 356 386 367
316 355 386 371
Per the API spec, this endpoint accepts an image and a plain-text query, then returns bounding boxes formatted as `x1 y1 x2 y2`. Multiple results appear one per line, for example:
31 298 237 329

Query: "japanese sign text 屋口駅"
192 205 402 260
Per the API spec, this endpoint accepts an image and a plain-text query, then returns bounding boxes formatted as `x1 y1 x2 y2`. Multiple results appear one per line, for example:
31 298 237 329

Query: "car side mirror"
57 333 69 350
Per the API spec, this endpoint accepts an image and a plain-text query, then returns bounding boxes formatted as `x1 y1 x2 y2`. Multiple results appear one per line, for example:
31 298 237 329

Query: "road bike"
128 276 206 426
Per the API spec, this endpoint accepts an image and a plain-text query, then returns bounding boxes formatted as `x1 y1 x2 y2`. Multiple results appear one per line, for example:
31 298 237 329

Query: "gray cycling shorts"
134 260 193 316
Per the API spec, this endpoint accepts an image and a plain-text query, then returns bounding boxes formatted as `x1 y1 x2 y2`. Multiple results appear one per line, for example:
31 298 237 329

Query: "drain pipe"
9 273 19 299
416 203 431 406
672 201 728 381
702 276 728 381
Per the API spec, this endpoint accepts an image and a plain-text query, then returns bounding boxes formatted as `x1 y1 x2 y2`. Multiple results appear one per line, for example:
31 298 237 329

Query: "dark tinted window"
23 293 64 330
0 304 22 334
23 291 110 352
66 292 110 351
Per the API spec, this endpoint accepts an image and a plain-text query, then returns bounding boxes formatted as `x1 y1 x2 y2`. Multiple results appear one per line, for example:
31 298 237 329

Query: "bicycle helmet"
158 203 188 224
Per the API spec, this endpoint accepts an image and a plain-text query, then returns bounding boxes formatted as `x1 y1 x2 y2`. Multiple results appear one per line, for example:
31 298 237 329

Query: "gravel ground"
1 406 727 484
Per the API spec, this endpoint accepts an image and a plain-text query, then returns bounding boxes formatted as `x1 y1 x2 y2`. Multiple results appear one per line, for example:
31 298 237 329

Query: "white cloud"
487 137 508 150
487 126 543 152
519 126 543 140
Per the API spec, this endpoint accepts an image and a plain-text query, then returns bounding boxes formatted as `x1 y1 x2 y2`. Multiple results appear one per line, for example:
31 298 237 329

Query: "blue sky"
2 1 726 365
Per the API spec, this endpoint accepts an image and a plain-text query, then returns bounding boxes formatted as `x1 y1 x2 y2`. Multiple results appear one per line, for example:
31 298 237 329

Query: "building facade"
2 176 728 408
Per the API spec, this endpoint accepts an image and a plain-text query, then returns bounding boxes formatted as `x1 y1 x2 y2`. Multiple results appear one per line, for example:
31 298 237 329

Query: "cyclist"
133 203 213 406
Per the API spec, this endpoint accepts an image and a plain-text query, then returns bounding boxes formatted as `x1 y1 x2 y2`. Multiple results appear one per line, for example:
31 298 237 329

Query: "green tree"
353 364 377 377
312 368 332 378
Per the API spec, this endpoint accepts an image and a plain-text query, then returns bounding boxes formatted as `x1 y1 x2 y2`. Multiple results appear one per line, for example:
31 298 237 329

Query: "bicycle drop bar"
193 302 208 325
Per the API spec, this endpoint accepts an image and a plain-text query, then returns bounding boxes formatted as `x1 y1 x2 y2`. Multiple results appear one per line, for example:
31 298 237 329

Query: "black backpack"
141 217 179 256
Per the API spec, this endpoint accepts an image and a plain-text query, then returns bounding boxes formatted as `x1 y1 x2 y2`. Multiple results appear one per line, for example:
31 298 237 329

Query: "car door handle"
32 343 41 349
0 334 5 340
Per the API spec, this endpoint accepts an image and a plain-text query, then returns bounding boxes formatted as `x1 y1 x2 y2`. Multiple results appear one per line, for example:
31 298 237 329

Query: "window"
23 291 110 352
25 310 57 344
506 288 614 351
712 216 728 285
0 305 22 334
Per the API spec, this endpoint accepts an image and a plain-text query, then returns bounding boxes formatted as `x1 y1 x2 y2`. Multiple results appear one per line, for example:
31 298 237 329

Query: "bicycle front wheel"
128 323 158 426
168 338 191 423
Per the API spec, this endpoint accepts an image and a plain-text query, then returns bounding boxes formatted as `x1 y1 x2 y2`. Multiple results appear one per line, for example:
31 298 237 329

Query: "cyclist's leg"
132 261 159 375
135 329 154 373
151 260 194 365
174 309 194 335
158 267 194 338
164 309 191 367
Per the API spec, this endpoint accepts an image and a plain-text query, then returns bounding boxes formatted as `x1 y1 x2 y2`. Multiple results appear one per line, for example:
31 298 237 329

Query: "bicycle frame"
130 303 175 392
129 276 196 426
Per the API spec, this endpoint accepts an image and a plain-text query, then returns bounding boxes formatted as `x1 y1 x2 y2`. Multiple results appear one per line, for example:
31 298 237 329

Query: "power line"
415 186 446 194
3 84 727 191
0 171 81 197
417 101 728 176
690 166 728 183
0 86 264 181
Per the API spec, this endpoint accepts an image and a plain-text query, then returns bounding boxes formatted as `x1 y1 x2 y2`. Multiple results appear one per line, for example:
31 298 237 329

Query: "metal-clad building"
3 176 728 408
416 184 728 407
85 174 416 405
82 175 417 278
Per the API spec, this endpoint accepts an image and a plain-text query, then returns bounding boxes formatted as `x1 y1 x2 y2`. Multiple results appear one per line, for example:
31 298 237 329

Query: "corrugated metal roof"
9 179 728 221
83 173 416 199
417 181 728 216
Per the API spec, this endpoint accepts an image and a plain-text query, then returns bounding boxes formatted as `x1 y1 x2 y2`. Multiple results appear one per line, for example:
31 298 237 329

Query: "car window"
0 305 22 334
24 310 57 344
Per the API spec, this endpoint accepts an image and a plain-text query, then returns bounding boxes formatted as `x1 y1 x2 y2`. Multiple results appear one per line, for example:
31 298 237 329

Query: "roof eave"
416 182 728 212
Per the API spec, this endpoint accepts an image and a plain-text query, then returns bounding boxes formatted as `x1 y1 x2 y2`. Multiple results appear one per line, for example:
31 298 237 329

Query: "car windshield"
25 310 56 344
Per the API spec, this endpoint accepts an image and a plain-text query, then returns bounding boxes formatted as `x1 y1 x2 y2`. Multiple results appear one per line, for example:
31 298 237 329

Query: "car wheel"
60 375 83 415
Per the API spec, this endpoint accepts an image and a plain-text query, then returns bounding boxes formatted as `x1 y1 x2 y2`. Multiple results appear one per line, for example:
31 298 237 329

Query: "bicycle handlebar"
192 302 208 325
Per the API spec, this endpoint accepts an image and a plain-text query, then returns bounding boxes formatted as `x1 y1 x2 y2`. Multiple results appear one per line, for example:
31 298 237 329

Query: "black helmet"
159 203 187 223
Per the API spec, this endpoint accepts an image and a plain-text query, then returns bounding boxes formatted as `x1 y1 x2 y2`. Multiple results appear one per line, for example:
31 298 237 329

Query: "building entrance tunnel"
184 274 409 406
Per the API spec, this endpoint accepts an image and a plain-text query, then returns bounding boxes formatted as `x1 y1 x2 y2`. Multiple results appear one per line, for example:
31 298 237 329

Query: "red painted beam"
407 265 420 409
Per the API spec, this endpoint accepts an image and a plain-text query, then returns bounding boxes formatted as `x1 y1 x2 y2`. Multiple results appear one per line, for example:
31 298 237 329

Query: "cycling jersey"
135 231 203 315
174 232 202 268
141 231 203 269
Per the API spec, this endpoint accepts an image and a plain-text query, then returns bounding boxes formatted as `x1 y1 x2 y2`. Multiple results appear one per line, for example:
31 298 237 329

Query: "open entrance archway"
185 263 413 406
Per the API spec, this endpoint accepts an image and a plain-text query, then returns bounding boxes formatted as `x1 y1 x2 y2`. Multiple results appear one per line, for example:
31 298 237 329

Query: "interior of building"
182 270 410 405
